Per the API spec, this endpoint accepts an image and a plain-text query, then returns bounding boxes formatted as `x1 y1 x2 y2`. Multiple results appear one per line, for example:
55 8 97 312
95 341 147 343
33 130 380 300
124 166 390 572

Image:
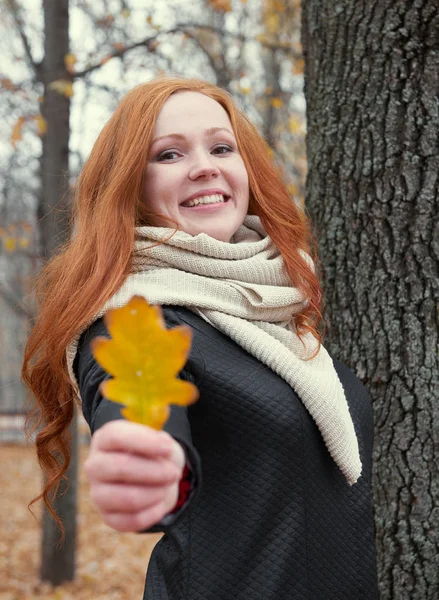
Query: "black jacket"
74 305 379 600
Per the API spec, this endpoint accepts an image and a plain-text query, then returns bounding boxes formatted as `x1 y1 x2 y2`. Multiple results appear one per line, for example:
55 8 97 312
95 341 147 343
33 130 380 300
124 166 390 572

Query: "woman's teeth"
182 194 226 208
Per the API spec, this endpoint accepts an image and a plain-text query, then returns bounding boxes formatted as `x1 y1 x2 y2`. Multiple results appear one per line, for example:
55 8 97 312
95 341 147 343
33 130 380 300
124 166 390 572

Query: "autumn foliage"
91 296 199 429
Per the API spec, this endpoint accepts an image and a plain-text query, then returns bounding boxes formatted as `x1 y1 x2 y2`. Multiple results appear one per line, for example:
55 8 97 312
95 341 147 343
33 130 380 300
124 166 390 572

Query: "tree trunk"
301 1 439 599
40 416 78 584
39 0 71 258
39 0 77 585
261 46 281 147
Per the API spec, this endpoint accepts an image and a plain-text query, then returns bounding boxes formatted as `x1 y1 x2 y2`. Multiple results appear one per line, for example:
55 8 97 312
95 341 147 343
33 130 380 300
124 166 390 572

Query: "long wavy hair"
22 76 323 530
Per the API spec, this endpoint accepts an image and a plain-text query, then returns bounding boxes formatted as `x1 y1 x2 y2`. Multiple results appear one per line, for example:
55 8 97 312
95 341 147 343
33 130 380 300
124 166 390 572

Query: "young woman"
23 77 379 599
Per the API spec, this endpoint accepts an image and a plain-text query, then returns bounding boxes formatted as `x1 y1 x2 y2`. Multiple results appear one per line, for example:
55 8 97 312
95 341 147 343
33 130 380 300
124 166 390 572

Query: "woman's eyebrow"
151 127 234 146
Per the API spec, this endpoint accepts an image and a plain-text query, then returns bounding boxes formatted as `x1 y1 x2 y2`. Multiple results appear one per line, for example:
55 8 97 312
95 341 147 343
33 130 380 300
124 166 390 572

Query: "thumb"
168 440 186 472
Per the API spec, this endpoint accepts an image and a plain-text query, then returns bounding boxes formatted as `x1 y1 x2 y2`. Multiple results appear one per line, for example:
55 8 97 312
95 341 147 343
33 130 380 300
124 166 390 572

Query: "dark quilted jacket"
74 305 379 600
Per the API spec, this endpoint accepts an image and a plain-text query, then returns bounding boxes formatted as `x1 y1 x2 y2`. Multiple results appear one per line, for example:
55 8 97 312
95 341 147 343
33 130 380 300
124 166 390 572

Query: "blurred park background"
0 0 438 599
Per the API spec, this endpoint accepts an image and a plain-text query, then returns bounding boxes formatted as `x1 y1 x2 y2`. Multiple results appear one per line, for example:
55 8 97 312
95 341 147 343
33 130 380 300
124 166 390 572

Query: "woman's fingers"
90 481 169 513
168 439 186 471
84 421 187 532
84 451 182 485
101 485 180 533
90 420 175 458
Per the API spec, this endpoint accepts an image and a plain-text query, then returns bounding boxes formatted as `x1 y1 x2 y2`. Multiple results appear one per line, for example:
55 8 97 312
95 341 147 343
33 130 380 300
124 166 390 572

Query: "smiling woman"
22 77 379 599
143 92 249 242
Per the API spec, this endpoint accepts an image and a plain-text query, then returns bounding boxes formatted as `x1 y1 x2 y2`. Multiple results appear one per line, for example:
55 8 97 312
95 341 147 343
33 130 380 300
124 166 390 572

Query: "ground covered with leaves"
0 443 163 599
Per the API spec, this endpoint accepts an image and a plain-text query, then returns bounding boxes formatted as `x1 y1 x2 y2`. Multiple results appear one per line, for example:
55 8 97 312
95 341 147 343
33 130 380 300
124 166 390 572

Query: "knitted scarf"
66 215 362 485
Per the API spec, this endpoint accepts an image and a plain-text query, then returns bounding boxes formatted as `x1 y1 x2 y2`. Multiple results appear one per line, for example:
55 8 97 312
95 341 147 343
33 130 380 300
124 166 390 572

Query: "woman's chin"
186 226 234 242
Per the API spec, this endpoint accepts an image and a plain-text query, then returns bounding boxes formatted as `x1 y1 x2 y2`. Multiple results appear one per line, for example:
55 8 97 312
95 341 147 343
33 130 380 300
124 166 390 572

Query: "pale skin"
144 90 249 242
84 421 186 532
85 91 250 532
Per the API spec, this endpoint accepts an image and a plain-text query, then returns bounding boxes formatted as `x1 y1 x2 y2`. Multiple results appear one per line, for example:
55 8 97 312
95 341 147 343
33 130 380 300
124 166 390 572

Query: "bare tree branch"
180 23 302 56
180 30 219 82
73 36 159 78
73 23 301 80
5 0 41 81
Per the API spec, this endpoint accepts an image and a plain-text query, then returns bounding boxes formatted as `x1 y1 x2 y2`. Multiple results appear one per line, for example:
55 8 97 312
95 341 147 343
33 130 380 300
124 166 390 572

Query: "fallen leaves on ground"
0 443 162 599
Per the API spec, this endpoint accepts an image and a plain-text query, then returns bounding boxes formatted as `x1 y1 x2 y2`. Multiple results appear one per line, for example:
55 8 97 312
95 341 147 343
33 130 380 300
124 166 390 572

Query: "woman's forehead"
154 91 232 134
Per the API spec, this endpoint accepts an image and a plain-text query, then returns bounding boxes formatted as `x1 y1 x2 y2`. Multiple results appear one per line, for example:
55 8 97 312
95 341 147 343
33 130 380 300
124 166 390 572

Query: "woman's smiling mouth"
180 193 231 210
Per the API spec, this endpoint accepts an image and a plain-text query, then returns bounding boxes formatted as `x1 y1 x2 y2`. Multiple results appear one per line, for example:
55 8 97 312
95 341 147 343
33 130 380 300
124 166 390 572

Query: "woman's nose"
189 153 220 180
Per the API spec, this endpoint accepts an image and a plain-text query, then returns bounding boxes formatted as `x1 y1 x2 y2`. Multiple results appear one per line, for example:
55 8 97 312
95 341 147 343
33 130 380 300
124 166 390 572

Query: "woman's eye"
212 145 233 155
157 150 180 161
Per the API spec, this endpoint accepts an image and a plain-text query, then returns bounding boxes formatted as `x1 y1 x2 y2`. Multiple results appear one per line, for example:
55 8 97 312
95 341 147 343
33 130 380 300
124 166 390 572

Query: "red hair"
22 77 323 530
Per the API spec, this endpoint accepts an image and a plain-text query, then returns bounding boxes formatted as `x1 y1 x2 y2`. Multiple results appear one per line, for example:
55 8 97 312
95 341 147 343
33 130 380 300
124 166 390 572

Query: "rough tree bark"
39 0 71 258
301 1 439 599
39 0 77 585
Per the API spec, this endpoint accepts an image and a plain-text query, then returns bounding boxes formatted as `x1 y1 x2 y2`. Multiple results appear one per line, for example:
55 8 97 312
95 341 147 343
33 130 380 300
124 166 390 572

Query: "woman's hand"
84 420 186 532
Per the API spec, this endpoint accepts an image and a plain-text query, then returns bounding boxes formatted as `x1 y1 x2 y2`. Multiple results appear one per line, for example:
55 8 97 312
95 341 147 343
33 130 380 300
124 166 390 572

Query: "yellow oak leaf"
208 0 232 13
4 237 16 252
11 116 25 148
271 97 283 108
292 57 305 75
146 15 161 29
34 114 47 136
287 182 299 197
288 115 304 134
264 12 280 34
91 296 199 430
48 79 74 98
1 77 16 91
64 53 77 74
270 0 286 12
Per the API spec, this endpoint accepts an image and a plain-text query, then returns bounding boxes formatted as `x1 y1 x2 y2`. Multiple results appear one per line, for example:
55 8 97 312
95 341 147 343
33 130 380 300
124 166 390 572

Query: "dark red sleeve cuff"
169 465 192 513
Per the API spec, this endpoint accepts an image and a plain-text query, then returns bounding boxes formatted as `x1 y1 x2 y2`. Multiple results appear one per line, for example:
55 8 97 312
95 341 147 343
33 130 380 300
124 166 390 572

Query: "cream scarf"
67 215 362 485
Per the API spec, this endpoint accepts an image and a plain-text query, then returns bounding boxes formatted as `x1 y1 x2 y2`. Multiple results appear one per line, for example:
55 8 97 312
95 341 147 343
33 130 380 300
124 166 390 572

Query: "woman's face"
143 91 249 242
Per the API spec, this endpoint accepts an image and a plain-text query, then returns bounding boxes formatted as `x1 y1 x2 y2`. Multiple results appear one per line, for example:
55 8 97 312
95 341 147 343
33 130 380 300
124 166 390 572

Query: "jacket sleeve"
73 315 202 532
